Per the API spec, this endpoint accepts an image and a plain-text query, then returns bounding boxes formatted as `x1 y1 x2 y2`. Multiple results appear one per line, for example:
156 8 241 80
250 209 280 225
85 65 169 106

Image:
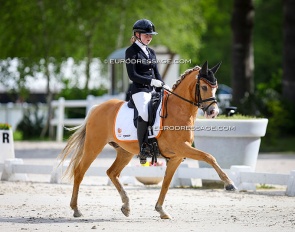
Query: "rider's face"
137 33 153 45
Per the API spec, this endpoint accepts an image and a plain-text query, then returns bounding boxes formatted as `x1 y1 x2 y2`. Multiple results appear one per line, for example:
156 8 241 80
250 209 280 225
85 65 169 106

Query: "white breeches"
132 92 151 122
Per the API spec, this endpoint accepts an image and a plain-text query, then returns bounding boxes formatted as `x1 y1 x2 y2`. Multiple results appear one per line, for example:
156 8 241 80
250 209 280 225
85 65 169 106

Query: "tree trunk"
283 0 295 104
84 33 92 91
231 0 255 105
40 59 53 139
38 0 53 139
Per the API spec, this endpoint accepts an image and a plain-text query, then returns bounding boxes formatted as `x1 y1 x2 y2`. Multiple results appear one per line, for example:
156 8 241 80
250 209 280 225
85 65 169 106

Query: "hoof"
121 206 130 217
225 183 237 191
160 214 172 219
73 209 83 217
155 205 172 219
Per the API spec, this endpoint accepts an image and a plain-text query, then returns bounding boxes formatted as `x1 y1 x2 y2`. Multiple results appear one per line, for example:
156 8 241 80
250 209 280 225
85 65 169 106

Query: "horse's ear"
200 61 208 75
211 61 222 74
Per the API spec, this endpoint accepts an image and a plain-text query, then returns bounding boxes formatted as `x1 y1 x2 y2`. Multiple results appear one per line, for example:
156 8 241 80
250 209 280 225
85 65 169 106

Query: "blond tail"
58 106 95 180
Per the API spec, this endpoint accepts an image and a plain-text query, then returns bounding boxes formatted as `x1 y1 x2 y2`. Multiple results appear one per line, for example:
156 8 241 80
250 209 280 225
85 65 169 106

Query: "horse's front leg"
183 142 237 190
155 157 183 219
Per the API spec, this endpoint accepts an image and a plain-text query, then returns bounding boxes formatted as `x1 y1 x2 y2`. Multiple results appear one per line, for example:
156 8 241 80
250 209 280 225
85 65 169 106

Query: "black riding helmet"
133 19 158 35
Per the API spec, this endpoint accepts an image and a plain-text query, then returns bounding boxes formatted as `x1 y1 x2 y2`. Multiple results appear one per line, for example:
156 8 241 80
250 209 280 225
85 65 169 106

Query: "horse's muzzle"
204 104 219 118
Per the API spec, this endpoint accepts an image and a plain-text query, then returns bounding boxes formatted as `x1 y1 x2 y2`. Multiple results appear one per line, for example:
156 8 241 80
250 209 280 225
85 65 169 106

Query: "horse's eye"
201 86 207 91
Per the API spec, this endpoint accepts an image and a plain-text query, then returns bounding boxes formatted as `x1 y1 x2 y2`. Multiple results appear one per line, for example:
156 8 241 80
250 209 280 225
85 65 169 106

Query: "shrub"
16 105 45 139
0 123 12 130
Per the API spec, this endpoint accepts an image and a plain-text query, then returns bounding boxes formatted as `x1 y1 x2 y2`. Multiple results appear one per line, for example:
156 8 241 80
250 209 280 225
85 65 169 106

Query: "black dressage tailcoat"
125 43 163 95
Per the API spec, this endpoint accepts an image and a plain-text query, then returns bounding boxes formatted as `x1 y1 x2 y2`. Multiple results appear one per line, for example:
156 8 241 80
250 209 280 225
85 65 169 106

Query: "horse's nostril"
210 110 215 115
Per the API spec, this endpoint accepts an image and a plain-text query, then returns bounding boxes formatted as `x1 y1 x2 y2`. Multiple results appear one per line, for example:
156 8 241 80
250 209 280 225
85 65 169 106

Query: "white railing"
0 159 294 196
50 94 125 142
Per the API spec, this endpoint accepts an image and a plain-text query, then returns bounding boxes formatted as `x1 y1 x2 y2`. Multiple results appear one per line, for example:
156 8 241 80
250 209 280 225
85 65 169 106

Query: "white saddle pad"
114 101 163 142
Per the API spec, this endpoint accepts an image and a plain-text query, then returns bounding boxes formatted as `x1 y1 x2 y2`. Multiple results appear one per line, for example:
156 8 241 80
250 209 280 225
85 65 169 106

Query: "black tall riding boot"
137 116 152 164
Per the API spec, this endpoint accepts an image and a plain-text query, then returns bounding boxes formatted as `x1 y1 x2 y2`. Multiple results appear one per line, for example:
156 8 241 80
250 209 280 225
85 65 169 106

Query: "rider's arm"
125 47 153 86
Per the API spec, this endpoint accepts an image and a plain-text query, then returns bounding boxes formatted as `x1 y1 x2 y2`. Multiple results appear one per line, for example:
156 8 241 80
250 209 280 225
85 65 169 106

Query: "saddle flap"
148 91 162 127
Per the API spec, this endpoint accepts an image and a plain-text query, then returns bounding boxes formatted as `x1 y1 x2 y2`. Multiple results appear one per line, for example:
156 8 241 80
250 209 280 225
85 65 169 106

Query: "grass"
13 130 23 140
13 130 53 141
256 184 276 189
198 114 256 120
215 114 257 119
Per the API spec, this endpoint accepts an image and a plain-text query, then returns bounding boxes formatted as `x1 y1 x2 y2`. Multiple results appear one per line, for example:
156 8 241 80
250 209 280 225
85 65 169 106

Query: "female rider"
125 19 168 164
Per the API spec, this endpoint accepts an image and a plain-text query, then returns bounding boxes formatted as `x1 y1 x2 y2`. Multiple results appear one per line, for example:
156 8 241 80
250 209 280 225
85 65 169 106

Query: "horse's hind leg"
107 143 134 217
70 139 106 217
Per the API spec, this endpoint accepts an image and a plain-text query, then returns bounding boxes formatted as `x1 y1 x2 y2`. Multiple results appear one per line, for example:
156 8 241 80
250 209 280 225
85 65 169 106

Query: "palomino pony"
58 61 236 219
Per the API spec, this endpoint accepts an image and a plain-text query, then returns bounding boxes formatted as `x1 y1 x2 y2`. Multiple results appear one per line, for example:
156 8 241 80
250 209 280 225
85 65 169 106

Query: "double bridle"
163 74 218 113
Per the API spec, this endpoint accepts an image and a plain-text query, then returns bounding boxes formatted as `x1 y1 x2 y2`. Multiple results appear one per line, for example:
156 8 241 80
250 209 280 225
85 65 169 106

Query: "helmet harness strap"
134 32 147 46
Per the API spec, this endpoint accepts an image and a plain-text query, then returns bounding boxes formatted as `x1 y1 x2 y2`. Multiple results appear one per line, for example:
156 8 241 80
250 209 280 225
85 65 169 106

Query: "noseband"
163 75 217 113
195 75 218 113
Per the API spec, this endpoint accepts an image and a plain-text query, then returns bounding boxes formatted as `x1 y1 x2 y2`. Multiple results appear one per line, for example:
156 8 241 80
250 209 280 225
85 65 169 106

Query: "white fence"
0 159 294 196
50 93 125 142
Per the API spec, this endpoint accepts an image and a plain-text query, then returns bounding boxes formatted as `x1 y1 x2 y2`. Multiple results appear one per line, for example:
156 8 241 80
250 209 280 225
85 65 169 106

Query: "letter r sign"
0 130 15 162
3 132 9 143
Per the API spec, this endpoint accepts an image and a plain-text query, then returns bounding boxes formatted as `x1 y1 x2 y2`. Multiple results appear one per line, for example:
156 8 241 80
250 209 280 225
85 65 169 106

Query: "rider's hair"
130 35 136 44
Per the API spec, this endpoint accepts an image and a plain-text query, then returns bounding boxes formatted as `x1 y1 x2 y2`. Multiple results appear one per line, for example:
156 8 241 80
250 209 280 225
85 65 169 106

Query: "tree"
0 0 208 139
0 0 207 85
231 0 255 105
283 0 295 105
198 0 233 86
253 1 282 86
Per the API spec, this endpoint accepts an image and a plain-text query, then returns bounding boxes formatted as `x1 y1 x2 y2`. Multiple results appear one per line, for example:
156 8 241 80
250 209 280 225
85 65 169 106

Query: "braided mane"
172 65 201 90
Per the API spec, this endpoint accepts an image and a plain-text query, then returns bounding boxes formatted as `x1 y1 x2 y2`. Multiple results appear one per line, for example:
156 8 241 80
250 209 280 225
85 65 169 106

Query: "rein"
161 75 217 118
164 87 199 106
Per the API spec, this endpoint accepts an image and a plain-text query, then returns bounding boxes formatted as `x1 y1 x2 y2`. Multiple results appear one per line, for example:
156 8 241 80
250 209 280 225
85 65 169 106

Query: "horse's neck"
167 78 199 126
